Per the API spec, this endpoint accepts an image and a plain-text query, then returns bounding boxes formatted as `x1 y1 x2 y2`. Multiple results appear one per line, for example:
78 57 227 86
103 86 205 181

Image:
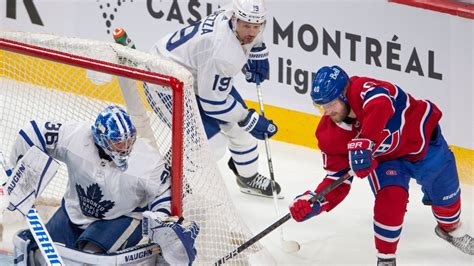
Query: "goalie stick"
214 171 352 265
0 150 64 266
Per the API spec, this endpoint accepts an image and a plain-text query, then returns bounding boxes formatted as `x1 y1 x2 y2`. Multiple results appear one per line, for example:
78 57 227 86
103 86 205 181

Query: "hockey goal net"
0 31 273 265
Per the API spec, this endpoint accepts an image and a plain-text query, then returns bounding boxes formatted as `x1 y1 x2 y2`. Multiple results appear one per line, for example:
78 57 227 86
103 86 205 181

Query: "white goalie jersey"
151 9 261 123
10 120 171 227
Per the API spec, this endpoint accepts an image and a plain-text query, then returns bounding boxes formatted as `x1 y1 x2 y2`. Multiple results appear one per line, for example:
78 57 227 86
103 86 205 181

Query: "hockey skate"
435 224 474 255
228 158 283 199
377 257 396 266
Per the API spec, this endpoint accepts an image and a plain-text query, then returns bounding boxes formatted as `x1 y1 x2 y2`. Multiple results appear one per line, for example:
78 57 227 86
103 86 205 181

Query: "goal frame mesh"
0 31 274 265
0 37 185 215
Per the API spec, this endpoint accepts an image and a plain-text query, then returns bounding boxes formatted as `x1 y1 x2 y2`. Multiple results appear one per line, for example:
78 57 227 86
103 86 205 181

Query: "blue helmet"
91 106 137 170
311 65 349 105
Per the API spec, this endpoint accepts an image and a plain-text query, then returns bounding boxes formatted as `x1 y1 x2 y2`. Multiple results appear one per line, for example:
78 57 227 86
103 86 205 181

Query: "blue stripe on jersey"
328 168 351 178
30 121 46 152
203 99 238 116
149 196 171 211
35 157 53 197
19 129 34 147
132 206 148 212
374 223 402 240
197 95 227 105
229 145 258 155
154 208 171 216
234 156 259 166
364 87 392 103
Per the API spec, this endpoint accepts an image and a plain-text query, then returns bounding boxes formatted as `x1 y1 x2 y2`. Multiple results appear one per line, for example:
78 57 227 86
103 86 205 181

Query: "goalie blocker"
0 146 63 265
4 146 60 216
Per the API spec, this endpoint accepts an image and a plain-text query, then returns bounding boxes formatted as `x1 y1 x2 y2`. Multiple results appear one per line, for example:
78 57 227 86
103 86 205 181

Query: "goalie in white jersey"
9 106 199 265
149 0 282 198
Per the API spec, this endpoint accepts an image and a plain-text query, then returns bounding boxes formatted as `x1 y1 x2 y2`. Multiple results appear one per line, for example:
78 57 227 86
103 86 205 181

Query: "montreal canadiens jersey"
346 76 442 162
314 78 441 212
316 116 357 173
10 121 171 227
151 9 260 123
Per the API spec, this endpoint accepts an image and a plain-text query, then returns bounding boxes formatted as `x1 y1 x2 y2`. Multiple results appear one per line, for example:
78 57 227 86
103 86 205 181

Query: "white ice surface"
217 140 474 265
1 139 473 265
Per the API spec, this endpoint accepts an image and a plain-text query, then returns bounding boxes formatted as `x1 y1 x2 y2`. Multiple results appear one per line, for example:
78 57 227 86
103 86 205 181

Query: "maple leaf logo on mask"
76 183 115 219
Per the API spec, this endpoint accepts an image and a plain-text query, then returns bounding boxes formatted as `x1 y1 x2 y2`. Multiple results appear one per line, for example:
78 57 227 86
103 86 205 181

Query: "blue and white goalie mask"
91 106 137 170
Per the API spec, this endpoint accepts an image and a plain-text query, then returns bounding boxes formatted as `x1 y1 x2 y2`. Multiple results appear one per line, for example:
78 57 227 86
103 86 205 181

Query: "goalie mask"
91 106 137 170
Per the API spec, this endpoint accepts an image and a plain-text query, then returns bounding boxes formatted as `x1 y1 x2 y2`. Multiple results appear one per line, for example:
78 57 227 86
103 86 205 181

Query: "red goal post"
0 31 274 264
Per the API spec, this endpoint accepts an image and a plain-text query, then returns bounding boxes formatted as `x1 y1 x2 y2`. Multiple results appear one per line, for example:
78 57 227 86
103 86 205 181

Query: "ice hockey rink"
216 140 474 265
0 138 473 265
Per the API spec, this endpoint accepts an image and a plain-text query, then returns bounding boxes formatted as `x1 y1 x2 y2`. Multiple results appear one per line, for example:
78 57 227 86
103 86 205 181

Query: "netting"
0 31 273 265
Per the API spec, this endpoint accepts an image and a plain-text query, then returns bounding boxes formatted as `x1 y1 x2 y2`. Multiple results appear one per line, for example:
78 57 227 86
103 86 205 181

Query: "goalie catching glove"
142 211 199 265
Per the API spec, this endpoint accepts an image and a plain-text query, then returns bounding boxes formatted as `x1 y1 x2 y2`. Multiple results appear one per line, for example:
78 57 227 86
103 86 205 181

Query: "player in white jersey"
9 106 199 265
149 0 282 198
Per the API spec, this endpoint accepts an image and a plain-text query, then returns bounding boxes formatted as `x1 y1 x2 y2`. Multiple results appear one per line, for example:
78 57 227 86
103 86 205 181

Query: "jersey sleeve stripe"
202 98 238 115
149 196 171 211
30 120 47 152
154 208 171 216
363 94 394 112
132 206 148 212
197 95 227 105
19 129 35 148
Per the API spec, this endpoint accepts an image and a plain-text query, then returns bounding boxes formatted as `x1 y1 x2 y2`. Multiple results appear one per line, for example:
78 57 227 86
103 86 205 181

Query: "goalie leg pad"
13 229 37 265
55 243 160 265
373 186 408 255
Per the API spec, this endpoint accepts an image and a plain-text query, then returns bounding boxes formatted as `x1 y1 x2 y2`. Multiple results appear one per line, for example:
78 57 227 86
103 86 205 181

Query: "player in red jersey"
289 65 473 265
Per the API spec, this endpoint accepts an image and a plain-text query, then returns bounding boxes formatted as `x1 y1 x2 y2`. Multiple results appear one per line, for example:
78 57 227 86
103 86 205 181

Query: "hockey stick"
255 77 300 252
0 151 64 265
214 172 351 265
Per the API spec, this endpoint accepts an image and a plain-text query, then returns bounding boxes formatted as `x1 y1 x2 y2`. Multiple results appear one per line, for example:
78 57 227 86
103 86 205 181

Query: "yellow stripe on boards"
0 51 153 108
245 100 474 185
245 101 321 149
449 146 474 185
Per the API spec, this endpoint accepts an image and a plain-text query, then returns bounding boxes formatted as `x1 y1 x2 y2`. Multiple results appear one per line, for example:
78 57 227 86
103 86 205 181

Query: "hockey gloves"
242 43 269 83
142 211 199 265
290 190 328 222
348 138 378 178
239 109 278 140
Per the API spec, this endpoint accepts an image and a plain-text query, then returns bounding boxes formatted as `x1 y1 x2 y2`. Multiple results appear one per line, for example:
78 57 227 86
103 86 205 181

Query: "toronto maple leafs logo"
76 183 115 219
